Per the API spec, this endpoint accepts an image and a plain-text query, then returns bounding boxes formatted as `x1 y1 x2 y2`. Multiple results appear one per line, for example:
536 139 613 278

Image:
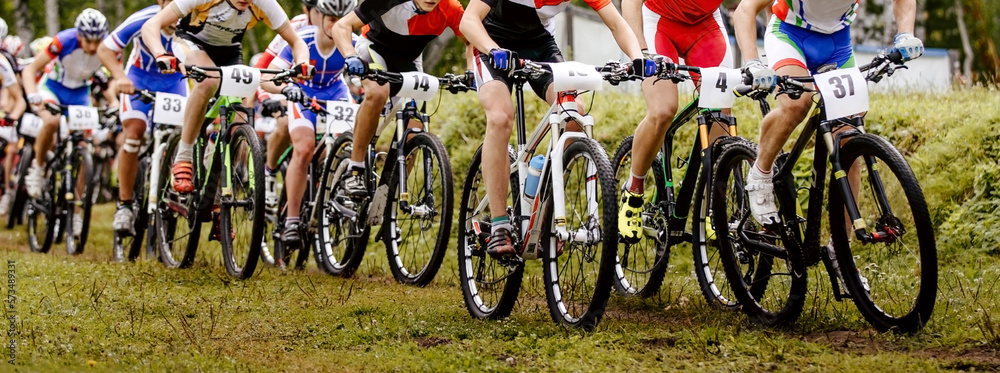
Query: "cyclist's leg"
285 104 315 221
351 79 388 165
265 115 290 172
685 10 736 142
118 95 150 203
172 47 218 192
31 81 64 168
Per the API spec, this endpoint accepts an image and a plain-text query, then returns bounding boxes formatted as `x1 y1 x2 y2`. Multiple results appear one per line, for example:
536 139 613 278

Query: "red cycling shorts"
642 5 733 84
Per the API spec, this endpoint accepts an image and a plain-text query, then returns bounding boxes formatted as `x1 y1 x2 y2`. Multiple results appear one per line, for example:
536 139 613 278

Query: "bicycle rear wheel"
220 124 265 279
609 135 669 298
711 139 806 326
7 146 32 229
26 172 56 254
541 138 618 330
692 137 743 310
383 132 453 286
155 134 201 268
66 148 94 255
457 145 523 320
829 133 936 334
314 132 368 277
114 157 151 262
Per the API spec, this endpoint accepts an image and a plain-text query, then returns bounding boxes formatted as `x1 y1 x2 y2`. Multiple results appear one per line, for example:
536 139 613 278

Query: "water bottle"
524 155 545 200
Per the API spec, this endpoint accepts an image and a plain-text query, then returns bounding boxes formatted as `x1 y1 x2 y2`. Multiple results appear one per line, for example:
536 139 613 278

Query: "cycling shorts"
39 77 91 106
764 16 855 74
176 31 243 67
119 69 190 126
356 36 422 97
472 39 563 100
287 82 353 133
642 5 732 84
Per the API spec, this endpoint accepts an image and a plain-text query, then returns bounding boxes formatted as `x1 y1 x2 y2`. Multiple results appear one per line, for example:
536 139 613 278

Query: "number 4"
715 73 727 93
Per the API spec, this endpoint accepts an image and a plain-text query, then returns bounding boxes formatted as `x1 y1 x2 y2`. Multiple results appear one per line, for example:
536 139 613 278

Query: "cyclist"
20 9 114 239
141 0 314 194
97 0 189 238
259 0 356 247
459 0 658 256
331 0 473 198
733 0 923 226
617 0 734 242
0 22 27 217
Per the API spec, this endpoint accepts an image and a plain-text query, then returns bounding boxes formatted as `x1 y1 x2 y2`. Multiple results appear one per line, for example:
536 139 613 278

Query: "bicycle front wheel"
692 137 743 310
7 146 33 229
220 124 265 279
66 148 94 255
609 135 669 298
711 139 806 326
541 138 618 330
114 157 151 262
829 133 936 333
27 171 56 254
155 134 201 268
314 132 368 277
456 145 523 320
383 132 454 286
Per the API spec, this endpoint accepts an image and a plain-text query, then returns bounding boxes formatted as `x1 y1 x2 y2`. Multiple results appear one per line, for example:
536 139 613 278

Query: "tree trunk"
45 0 60 36
12 0 34 50
955 0 974 87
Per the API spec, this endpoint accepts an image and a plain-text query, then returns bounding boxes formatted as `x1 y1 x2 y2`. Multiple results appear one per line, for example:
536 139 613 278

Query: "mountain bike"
261 94 355 271
6 113 41 229
315 70 470 286
25 103 101 255
112 89 183 262
458 59 640 330
713 51 937 333
153 65 300 278
610 65 770 307
89 109 119 205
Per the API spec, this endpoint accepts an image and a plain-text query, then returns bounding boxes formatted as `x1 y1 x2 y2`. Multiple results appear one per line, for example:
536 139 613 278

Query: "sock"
119 199 133 207
348 160 365 170
752 161 771 176
491 216 512 234
285 217 300 228
264 165 278 177
625 171 646 194
175 140 195 163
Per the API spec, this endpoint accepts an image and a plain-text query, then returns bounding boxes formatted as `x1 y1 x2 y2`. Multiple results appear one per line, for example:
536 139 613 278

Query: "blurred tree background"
0 0 997 84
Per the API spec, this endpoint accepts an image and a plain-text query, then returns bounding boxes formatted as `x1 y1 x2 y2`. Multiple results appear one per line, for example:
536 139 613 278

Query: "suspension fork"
822 119 872 243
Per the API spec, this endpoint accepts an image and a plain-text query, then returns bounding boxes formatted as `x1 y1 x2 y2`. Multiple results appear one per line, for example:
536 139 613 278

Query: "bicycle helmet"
0 19 7 41
2 36 23 57
75 8 109 40
302 0 318 8
30 36 53 57
315 0 357 17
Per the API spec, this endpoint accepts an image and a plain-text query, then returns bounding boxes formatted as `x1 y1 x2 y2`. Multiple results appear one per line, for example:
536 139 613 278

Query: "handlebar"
734 50 908 100
183 65 303 85
356 69 476 93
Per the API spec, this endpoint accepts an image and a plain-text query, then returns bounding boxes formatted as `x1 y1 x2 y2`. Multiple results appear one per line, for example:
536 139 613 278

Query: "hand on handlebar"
742 59 777 91
294 62 315 80
155 53 180 75
281 85 305 104
0 116 17 128
260 98 285 118
488 48 517 73
27 93 42 106
345 56 366 76
892 33 924 62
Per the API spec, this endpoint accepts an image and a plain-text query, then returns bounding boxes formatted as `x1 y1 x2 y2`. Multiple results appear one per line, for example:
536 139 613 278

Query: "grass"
2 87 1000 371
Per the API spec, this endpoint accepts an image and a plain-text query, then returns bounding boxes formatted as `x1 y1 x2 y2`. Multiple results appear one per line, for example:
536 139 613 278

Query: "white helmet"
30 36 53 57
2 36 23 57
0 18 8 41
315 0 357 17
75 8 109 40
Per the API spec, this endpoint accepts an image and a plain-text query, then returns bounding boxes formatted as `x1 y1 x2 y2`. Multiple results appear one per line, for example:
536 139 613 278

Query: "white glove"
743 59 777 90
27 93 42 105
893 33 924 62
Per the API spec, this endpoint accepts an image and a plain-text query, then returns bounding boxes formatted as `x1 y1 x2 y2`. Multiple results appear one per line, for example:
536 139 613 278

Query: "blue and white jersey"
274 27 356 93
102 5 183 76
44 29 103 89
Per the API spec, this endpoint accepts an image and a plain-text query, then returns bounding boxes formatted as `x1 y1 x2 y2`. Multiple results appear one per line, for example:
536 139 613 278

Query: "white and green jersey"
771 0 859 34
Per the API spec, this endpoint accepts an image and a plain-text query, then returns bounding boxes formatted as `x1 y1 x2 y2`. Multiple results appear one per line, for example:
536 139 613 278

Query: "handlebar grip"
742 71 752 86
887 50 904 64
734 85 754 97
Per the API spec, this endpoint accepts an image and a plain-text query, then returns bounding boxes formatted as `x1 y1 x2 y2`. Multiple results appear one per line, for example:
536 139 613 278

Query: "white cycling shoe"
25 162 45 199
745 166 780 226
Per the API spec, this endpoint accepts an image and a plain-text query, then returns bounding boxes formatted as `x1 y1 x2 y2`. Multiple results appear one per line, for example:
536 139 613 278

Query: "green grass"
2 88 1000 371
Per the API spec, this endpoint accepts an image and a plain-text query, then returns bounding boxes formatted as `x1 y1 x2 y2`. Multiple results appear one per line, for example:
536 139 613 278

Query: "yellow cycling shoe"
618 189 644 244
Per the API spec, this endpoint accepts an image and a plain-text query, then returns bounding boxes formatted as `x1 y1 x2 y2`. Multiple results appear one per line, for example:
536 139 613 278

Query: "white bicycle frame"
146 120 182 216
472 93 602 260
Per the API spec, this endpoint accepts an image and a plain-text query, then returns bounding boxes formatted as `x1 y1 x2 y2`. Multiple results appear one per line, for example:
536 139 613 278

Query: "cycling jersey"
0 55 15 88
274 26 355 94
765 15 854 74
645 0 722 24
256 14 310 69
103 5 186 78
171 0 290 47
772 0 859 34
43 29 104 90
0 50 20 75
355 0 464 63
481 0 610 48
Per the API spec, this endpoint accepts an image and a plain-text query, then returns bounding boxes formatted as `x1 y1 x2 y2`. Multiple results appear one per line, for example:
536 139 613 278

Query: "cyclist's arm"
259 59 289 96
621 0 646 51
733 0 770 62
2 82 26 119
459 0 500 54
459 36 474 71
97 45 126 82
20 51 54 97
333 13 365 58
141 5 182 57
892 0 916 34
592 1 643 59
275 22 308 67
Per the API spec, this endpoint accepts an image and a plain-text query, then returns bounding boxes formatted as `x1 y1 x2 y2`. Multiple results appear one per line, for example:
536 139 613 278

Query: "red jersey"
646 0 724 24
